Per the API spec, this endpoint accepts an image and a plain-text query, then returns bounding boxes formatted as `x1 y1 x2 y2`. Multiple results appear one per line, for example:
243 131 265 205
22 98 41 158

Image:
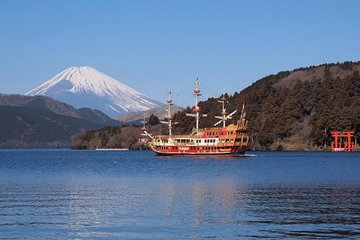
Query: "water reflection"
1 150 360 239
1 178 360 239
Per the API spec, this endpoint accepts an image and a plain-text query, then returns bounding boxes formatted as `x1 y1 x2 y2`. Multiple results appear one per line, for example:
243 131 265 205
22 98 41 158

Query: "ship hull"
148 123 249 157
141 83 250 157
150 139 248 156
153 150 246 156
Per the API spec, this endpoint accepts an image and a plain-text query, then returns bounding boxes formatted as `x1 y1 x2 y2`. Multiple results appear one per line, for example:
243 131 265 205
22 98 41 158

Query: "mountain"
171 61 360 150
0 105 99 148
25 66 163 118
117 105 185 124
70 61 360 151
0 94 119 126
0 94 120 147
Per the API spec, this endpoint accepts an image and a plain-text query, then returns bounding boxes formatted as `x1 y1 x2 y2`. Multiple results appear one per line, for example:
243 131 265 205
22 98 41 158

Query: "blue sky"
1 0 359 107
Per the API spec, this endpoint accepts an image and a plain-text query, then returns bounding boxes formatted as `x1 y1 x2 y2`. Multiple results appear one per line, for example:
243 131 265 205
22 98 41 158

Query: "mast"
214 94 237 128
215 94 227 128
237 103 248 130
140 114 153 139
161 90 174 138
239 103 246 124
186 78 207 134
141 114 147 132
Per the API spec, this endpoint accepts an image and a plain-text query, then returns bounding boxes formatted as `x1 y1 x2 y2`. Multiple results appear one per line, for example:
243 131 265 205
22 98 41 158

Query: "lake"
0 150 359 239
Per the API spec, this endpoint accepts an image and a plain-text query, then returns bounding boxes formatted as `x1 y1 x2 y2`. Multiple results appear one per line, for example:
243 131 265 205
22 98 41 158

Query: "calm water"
0 150 359 239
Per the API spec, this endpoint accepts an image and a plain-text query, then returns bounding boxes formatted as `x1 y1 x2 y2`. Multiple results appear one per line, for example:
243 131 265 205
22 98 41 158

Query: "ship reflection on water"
0 150 359 239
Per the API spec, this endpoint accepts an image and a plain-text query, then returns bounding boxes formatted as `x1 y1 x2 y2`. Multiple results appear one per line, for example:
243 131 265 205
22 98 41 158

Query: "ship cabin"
152 124 248 148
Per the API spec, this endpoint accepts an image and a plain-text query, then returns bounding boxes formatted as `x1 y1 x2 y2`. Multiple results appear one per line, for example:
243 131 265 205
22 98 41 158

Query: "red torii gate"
330 131 355 152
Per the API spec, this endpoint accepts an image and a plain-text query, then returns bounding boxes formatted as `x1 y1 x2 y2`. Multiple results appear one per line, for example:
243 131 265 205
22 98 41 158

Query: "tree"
148 114 160 125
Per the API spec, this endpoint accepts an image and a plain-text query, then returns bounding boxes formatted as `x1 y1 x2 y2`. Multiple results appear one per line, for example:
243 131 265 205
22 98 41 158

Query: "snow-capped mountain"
25 66 162 118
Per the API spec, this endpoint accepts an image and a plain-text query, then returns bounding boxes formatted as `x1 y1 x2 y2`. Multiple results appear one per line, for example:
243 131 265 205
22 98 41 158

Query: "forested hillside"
173 61 360 150
71 115 164 149
71 61 360 151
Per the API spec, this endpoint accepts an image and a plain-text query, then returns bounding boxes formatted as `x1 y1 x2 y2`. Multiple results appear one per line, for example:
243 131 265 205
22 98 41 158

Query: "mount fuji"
25 66 163 118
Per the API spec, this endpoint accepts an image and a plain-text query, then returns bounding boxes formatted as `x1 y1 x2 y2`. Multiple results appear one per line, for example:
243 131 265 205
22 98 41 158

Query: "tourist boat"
142 79 249 156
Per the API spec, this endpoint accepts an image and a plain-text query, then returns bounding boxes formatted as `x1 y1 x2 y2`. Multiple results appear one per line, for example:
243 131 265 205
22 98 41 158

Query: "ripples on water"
0 150 359 239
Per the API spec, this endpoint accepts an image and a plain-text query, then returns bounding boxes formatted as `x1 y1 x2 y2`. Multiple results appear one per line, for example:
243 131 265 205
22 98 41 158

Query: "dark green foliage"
70 125 142 150
148 114 160 125
172 61 360 150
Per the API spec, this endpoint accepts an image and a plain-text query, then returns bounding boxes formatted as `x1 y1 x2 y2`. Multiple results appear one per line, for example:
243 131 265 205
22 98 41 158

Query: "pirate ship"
142 79 249 156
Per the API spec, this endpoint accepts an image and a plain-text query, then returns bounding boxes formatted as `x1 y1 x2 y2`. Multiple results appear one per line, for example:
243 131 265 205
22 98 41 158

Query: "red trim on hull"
152 146 246 156
154 150 245 156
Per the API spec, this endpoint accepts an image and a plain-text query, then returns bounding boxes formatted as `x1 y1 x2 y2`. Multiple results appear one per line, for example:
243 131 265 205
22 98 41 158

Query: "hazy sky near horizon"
1 0 359 107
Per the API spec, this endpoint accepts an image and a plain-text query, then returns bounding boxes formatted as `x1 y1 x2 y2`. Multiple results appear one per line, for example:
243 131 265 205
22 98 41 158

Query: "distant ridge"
25 66 163 118
0 94 119 147
117 105 184 124
0 94 119 126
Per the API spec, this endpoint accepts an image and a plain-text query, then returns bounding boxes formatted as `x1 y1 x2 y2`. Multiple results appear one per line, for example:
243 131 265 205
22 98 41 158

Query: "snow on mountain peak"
27 66 140 96
25 66 162 118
